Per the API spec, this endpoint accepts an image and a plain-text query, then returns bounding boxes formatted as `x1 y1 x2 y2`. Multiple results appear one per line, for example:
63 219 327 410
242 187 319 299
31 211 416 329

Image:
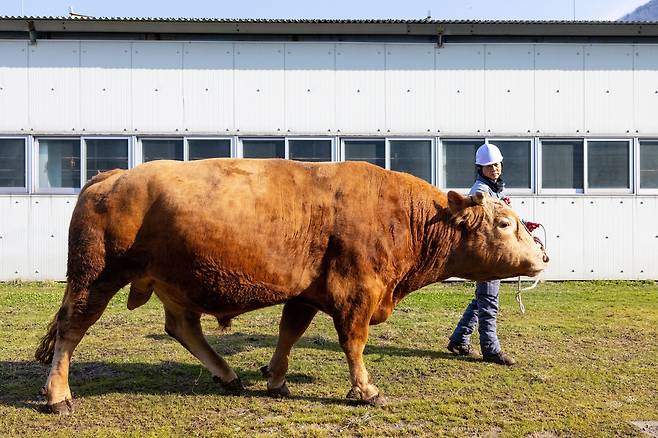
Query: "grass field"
0 281 657 437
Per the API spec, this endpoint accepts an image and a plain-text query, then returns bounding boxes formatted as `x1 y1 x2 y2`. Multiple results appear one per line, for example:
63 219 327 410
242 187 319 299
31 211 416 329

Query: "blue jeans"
449 280 501 355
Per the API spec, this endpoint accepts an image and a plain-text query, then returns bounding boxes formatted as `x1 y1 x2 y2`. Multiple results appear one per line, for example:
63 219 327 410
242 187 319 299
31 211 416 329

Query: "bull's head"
444 191 549 281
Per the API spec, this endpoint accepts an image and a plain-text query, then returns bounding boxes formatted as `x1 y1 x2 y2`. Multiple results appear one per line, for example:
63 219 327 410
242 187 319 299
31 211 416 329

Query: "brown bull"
35 158 547 414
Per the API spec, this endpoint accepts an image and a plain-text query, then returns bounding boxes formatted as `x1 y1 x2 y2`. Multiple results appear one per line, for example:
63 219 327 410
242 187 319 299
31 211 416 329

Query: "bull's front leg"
332 307 388 406
262 300 318 397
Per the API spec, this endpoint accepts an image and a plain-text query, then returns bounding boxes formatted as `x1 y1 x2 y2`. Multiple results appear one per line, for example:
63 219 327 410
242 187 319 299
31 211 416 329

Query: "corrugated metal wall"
284 43 335 133
2 40 658 136
0 39 657 281
1 195 655 281
534 44 583 135
0 41 28 132
81 42 132 132
0 195 75 280
183 42 234 133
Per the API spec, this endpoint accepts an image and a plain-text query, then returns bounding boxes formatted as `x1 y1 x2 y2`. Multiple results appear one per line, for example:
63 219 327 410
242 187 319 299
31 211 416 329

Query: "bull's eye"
499 220 511 229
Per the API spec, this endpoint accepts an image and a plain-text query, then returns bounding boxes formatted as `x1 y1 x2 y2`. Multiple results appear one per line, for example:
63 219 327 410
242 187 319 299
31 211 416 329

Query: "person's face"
482 162 502 180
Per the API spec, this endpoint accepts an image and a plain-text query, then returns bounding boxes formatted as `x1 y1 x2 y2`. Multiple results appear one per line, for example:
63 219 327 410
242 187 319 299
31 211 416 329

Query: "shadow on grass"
0 332 474 411
0 360 357 411
148 331 469 362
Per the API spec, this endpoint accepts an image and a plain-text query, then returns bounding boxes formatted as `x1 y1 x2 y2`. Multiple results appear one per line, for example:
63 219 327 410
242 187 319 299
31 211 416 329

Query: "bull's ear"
470 191 486 206
448 191 488 214
448 191 489 229
447 191 468 214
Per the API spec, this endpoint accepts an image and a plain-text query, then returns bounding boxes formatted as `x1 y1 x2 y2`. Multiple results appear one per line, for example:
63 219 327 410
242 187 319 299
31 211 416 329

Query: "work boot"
483 351 516 366
447 341 478 357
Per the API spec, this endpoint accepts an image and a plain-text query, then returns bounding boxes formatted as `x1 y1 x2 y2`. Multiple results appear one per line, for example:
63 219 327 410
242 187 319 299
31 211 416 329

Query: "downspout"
28 20 38 45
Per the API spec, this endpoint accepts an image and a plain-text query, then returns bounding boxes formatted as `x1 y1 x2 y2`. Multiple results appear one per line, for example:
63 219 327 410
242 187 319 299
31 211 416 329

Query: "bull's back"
75 159 423 308
97 160 342 294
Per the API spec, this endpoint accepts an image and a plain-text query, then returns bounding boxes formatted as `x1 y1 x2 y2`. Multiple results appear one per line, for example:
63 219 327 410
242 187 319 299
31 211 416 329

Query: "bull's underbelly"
121 221 330 316
139 264 316 317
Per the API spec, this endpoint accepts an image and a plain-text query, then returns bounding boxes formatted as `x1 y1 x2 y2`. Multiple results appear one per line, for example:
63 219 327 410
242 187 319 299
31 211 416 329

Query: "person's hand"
525 221 540 232
502 196 511 205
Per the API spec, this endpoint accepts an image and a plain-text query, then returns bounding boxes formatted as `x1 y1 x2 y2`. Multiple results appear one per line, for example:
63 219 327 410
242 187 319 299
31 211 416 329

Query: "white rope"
516 223 547 314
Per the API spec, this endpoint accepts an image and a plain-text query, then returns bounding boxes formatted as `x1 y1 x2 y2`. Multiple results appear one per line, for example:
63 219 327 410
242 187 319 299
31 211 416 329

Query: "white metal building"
0 17 657 281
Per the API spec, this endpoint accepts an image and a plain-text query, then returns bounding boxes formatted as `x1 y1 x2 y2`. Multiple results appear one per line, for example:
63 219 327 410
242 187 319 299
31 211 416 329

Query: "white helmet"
475 143 503 166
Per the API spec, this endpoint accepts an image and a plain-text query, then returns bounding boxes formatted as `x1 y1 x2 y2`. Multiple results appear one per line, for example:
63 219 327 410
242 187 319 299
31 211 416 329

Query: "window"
242 139 285 159
142 139 183 162
541 140 584 190
442 140 481 188
37 138 81 189
188 139 231 160
344 140 385 168
587 140 630 189
0 138 26 189
85 138 129 181
640 141 658 189
495 140 532 189
389 140 432 183
289 139 332 162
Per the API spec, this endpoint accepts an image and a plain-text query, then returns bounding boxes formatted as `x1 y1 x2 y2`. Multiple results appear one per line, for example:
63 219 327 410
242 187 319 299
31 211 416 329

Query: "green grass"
1 281 657 437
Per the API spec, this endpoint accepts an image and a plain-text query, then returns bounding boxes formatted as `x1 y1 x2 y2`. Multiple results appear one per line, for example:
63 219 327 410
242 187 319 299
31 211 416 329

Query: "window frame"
537 137 585 195
486 137 535 195
340 137 387 169
584 138 633 195
437 137 484 191
637 138 658 195
386 137 436 185
439 137 534 194
237 137 286 159
185 136 234 161
12 135 648 196
0 136 29 194
286 136 336 162
138 137 185 165
33 137 82 194
82 136 132 184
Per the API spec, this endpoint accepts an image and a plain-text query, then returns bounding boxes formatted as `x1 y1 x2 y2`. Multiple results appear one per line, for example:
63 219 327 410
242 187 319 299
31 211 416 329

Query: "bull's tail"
36 171 124 365
35 283 71 364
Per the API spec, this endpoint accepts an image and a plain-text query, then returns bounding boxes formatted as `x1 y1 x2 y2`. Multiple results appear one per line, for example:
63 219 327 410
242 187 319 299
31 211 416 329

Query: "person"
447 143 540 366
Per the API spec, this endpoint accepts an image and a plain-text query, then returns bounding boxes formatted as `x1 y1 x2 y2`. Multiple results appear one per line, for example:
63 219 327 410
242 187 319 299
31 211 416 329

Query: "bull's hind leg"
36 281 122 414
261 301 318 397
161 302 242 393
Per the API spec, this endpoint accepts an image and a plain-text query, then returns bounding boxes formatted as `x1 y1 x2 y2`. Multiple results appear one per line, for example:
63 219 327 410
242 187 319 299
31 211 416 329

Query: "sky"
0 0 650 21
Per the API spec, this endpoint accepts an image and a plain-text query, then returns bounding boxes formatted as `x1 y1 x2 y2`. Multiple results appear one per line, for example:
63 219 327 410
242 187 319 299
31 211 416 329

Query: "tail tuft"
35 283 71 364
35 313 58 364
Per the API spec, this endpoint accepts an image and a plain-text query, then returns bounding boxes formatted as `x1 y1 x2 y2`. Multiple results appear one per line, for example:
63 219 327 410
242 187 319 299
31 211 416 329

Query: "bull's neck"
395 192 460 299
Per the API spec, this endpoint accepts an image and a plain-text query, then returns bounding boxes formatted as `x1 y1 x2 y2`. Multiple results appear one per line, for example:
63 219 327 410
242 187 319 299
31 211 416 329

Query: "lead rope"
516 223 547 314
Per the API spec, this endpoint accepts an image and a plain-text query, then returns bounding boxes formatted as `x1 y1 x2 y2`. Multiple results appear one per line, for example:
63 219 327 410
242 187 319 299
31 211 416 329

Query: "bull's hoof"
38 386 47 396
364 393 388 407
266 381 290 398
259 365 272 378
47 398 74 415
213 376 244 395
